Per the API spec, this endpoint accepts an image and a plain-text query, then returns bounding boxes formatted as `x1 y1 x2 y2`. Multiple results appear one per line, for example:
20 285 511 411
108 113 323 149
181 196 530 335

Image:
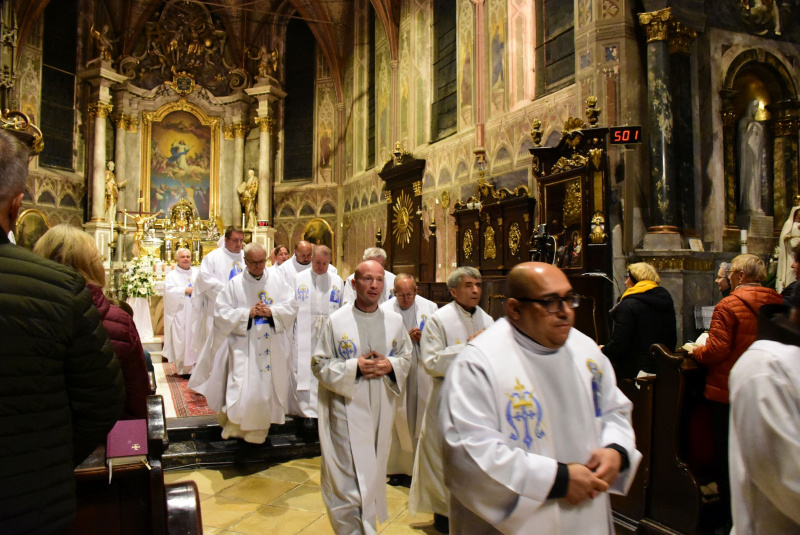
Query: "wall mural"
141 102 219 221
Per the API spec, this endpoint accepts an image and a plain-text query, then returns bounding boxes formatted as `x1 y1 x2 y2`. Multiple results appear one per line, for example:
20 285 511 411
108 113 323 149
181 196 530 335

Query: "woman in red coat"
34 224 149 419
689 253 782 528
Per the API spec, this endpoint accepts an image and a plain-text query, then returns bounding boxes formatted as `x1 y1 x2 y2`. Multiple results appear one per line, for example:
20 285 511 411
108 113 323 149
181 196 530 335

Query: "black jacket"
602 286 678 380
0 232 124 534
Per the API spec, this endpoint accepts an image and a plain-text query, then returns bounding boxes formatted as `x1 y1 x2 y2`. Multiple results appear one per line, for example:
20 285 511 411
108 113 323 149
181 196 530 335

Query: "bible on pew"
106 419 151 483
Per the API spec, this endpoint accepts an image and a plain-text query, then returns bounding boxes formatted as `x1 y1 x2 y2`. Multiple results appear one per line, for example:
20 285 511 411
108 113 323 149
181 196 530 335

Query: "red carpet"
164 363 216 417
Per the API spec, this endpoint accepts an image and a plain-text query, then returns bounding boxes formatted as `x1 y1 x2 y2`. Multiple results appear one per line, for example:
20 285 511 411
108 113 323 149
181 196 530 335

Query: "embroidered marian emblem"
389 339 398 357
330 285 340 304
506 378 545 449
337 333 357 359
587 360 603 417
419 314 428 331
297 283 309 302
229 261 243 280
254 291 273 325
389 288 395 299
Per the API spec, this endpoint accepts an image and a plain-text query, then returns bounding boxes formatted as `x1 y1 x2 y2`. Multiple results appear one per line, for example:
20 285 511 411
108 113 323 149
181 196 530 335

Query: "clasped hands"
357 351 393 379
565 448 622 505
249 302 272 318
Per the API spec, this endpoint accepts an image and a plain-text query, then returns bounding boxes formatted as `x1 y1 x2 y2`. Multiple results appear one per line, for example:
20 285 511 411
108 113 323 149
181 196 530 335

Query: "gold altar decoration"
463 229 474 259
639 8 672 43
563 180 583 228
508 222 522 257
484 225 497 260
440 190 450 209
392 191 414 248
585 96 601 127
589 211 608 244
1 109 43 154
165 71 196 97
530 119 543 147
170 198 195 231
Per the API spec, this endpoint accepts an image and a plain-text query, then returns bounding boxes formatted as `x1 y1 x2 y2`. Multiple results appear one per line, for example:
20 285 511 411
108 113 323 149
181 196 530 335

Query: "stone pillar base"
84 220 113 267
253 226 276 260
642 231 683 251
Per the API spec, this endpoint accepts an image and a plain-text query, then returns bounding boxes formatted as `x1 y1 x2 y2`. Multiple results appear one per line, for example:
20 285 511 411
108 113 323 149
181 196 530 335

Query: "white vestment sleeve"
731 360 800 524
420 314 465 378
384 328 413 396
441 350 559 513
196 255 225 301
163 271 187 317
216 282 250 337
312 318 360 399
267 278 295 335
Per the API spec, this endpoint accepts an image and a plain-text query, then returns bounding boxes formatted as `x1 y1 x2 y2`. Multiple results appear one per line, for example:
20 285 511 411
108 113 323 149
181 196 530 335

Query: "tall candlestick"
242 213 245 229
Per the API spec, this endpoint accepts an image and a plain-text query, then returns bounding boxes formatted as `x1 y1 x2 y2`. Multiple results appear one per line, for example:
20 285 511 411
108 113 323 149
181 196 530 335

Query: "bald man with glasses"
439 262 641 534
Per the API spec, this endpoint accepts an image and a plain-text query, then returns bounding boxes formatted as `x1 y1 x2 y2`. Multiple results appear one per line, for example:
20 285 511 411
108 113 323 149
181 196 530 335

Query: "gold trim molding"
412 181 422 197
253 116 274 133
638 256 714 272
639 8 672 43
774 119 800 137
669 21 697 55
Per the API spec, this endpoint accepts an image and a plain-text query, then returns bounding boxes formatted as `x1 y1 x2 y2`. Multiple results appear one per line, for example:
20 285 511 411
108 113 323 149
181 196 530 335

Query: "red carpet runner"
163 363 216 417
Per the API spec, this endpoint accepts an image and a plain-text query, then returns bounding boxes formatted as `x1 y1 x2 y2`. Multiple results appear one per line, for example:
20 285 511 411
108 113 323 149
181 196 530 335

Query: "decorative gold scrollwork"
392 191 414 248
509 222 521 256
463 229 474 259
484 225 497 260
563 180 583 227
552 154 589 174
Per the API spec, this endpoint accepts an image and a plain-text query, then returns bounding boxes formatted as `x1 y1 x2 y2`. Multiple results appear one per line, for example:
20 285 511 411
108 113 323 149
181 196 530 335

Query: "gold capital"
126 116 139 133
254 116 274 133
223 124 235 140
233 123 249 138
88 102 114 120
639 8 672 43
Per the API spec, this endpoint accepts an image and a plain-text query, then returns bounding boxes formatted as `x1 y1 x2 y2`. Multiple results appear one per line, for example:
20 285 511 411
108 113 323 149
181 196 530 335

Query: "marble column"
232 123 246 227
112 114 129 221
253 116 274 223
639 8 679 241
88 102 113 222
669 22 697 233
720 89 738 228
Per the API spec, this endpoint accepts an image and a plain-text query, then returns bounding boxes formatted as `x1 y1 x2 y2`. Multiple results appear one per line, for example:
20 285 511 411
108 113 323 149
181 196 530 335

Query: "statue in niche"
737 99 766 214
739 0 782 36
237 169 259 228
777 201 800 292
104 161 127 223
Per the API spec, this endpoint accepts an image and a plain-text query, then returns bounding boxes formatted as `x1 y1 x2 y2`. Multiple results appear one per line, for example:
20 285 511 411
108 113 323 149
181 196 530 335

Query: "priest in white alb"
312 260 412 534
342 247 396 306
207 242 295 443
279 240 337 287
162 248 198 375
189 226 244 354
440 262 641 534
289 245 342 422
380 273 439 485
409 266 493 533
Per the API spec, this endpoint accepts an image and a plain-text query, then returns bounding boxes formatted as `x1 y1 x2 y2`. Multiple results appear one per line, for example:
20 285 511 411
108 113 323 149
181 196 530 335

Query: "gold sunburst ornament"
393 191 414 248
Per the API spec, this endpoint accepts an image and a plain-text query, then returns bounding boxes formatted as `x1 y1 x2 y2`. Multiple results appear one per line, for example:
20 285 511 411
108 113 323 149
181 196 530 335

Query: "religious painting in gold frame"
303 218 335 254
542 175 584 269
15 208 50 250
140 100 220 222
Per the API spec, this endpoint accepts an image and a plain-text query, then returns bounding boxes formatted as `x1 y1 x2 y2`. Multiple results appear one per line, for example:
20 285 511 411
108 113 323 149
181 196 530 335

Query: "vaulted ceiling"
15 0 402 101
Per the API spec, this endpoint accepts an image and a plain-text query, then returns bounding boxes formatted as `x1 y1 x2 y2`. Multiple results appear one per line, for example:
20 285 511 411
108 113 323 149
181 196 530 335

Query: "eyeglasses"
725 269 739 276
515 293 581 313
394 292 416 299
245 259 266 266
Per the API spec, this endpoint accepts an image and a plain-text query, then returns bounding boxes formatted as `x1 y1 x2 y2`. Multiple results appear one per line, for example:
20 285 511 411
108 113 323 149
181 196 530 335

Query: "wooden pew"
67 395 202 535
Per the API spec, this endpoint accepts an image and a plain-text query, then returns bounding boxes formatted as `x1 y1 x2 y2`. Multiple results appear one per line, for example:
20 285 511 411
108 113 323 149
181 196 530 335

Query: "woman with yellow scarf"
601 262 677 380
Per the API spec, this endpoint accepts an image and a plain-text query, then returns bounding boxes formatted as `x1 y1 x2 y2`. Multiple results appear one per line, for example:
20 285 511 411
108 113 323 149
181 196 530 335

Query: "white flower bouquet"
122 256 157 298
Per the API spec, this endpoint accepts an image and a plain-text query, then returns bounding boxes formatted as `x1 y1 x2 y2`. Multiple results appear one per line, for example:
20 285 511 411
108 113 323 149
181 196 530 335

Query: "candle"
740 229 747 241
242 213 245 228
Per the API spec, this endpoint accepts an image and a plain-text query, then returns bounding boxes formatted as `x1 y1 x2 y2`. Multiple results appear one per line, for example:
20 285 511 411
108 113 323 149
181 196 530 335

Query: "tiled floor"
164 456 439 534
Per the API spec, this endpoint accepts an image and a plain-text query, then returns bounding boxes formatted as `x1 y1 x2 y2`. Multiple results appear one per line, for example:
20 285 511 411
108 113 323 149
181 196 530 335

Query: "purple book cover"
106 419 148 459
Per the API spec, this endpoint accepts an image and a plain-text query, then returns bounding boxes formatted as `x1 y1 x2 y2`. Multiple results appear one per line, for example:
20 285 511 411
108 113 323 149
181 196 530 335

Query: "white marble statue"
777 205 800 293
737 99 765 214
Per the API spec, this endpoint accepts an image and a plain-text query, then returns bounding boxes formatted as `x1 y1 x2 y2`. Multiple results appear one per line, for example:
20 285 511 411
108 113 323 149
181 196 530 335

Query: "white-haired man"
163 247 198 375
279 240 338 287
313 260 412 533
190 225 244 354
381 273 439 485
288 244 343 423
342 247 396 306
193 242 295 443
409 266 494 533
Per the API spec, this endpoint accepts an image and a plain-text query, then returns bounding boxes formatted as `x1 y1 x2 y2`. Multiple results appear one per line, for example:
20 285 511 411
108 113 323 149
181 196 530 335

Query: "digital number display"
609 126 642 145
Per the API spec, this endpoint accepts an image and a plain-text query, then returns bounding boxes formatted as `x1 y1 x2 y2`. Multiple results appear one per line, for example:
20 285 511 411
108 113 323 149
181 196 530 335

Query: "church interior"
5 0 799 532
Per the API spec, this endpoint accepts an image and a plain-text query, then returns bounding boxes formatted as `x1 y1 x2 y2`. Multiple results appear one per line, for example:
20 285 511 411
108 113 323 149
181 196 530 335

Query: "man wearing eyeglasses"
193 242 295 443
439 262 641 534
409 266 494 533
381 273 440 486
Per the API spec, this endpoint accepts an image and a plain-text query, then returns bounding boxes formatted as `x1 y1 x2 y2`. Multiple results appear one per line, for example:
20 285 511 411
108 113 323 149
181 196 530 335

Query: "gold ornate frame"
302 218 335 255
15 208 50 250
140 100 220 222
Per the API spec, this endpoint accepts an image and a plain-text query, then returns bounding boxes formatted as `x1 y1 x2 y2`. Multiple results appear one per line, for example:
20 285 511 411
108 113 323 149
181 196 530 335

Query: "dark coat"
602 286 677 380
693 285 783 403
0 232 124 534
88 284 149 420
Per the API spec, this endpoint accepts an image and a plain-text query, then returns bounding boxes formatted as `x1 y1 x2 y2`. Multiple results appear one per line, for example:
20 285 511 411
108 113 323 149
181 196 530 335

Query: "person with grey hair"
409 266 494 532
163 247 199 375
0 128 124 533
342 247 396 306
288 244 343 424
193 240 296 443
